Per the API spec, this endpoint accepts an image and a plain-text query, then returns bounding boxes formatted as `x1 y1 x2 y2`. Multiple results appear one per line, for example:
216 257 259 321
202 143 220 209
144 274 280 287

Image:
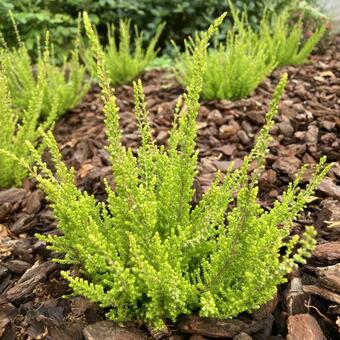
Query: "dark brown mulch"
0 36 339 340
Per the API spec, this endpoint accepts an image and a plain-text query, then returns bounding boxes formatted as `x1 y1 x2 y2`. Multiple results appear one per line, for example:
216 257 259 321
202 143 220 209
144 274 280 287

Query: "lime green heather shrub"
0 69 56 188
0 22 89 120
174 9 275 101
12 12 331 330
83 19 164 86
260 8 326 66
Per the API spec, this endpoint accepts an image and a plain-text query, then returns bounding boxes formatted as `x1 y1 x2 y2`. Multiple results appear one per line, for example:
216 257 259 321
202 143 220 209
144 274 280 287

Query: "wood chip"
177 316 268 338
303 285 340 304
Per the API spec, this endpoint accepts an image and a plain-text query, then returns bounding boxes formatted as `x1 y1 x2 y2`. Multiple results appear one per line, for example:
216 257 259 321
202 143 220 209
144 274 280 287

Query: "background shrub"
0 0 79 60
0 70 56 188
175 8 276 101
0 31 90 120
320 1 340 32
0 0 306 58
83 20 164 85
260 9 326 66
175 1 326 101
292 1 335 52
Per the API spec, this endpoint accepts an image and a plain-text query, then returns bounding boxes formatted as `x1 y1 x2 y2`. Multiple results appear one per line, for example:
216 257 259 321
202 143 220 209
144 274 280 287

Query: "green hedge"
0 0 296 56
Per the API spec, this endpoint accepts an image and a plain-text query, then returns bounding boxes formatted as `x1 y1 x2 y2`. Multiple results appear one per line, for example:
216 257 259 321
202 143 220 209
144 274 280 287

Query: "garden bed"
0 36 339 340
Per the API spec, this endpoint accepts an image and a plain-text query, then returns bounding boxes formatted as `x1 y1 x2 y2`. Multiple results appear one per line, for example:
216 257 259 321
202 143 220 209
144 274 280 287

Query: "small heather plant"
175 7 275 100
0 15 89 120
260 8 326 66
83 19 164 85
11 12 331 330
0 69 56 188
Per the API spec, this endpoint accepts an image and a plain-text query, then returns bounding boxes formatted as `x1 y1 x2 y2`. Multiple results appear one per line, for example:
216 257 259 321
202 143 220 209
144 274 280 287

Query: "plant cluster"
175 2 326 100
175 9 275 101
5 12 331 330
0 22 90 120
0 0 317 57
0 65 56 188
260 8 326 66
83 20 164 86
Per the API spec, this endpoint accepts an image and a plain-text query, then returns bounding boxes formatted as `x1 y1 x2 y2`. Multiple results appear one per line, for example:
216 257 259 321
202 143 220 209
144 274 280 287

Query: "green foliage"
83 20 164 86
16 12 331 330
260 8 326 66
175 7 276 101
0 0 309 57
291 1 333 52
175 2 326 101
145 54 173 71
0 70 56 188
0 27 90 120
0 0 79 60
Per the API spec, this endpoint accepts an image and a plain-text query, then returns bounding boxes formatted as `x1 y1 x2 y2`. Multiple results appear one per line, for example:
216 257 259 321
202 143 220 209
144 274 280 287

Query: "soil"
0 36 339 340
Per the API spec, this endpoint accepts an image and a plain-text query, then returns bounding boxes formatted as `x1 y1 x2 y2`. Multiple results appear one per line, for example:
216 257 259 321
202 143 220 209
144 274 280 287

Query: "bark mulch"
0 36 339 339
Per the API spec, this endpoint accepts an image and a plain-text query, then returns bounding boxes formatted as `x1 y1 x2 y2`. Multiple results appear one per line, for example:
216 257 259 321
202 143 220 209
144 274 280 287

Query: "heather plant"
174 8 275 100
9 12 332 330
260 8 326 66
0 69 56 188
83 19 164 85
0 18 89 120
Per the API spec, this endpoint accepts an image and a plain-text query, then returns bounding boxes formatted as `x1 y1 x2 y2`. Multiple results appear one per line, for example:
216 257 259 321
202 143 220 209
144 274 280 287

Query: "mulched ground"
0 36 339 340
